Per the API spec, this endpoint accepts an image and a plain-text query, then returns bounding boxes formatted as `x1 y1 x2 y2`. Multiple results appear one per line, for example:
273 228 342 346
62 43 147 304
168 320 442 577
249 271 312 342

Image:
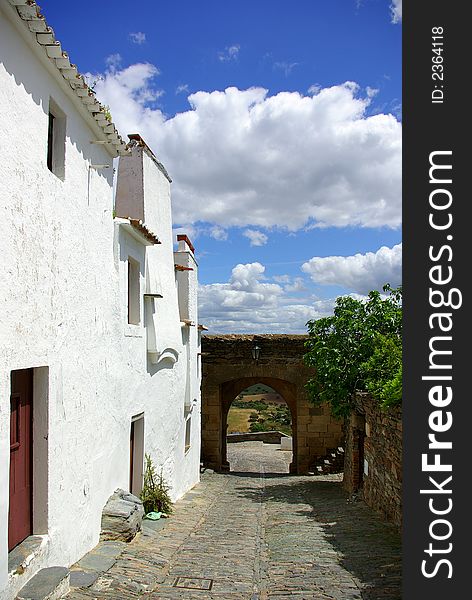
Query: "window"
46 112 54 172
185 417 192 453
127 257 140 325
46 98 66 179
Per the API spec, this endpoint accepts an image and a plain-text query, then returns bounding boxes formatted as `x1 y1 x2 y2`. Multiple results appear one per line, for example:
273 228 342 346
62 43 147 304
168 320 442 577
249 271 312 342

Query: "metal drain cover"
173 577 213 590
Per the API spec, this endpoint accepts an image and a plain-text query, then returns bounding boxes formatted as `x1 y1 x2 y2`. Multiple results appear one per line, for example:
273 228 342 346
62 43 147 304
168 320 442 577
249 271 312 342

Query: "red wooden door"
129 420 135 493
9 369 33 551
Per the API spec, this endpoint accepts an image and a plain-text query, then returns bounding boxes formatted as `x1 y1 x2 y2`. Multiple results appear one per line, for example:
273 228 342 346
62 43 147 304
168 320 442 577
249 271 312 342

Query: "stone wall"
202 334 308 362
227 431 288 444
201 335 344 474
344 394 402 528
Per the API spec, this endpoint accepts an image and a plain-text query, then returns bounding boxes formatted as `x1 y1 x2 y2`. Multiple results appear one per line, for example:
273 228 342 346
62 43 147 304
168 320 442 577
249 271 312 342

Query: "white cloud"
105 53 122 70
390 0 402 23
172 224 199 244
198 262 334 333
273 274 291 284
92 65 401 231
197 260 394 333
273 61 299 76
87 63 164 132
243 229 268 246
218 45 240 62
176 84 189 95
284 277 306 293
302 243 402 294
308 84 322 96
209 226 228 241
272 274 306 292
129 32 146 44
366 86 379 98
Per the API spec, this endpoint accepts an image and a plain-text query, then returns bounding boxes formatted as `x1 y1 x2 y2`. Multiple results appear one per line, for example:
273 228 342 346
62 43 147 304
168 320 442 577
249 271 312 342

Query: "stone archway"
201 335 343 474
221 376 298 473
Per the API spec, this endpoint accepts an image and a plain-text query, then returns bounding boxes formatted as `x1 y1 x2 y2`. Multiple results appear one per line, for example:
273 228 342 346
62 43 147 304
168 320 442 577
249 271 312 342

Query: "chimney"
174 234 197 322
177 234 195 255
115 134 172 236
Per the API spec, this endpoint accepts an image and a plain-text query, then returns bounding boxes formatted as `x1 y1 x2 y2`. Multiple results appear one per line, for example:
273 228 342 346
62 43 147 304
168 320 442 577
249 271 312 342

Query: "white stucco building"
0 1 201 597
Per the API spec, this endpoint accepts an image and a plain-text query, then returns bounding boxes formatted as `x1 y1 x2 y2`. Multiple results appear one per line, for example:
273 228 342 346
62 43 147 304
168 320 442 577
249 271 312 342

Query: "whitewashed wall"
0 5 200 598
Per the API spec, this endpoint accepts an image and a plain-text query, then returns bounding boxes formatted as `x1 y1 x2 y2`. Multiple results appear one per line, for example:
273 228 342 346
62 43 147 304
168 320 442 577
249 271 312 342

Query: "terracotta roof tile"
128 219 161 245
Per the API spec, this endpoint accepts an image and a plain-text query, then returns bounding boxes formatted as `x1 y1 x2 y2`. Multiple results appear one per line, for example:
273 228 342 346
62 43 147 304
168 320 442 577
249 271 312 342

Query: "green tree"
304 285 402 417
361 332 402 408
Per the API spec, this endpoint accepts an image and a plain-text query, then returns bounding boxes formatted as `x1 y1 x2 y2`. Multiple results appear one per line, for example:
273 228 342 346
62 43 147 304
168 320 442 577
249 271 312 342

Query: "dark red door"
130 420 135 493
9 369 33 551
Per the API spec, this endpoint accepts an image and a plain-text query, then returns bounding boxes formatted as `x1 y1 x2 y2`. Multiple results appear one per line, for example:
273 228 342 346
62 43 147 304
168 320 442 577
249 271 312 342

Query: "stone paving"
64 442 401 600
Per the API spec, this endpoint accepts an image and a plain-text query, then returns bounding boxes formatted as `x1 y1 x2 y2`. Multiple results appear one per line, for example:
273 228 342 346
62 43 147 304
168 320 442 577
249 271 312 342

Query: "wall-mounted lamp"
252 341 261 362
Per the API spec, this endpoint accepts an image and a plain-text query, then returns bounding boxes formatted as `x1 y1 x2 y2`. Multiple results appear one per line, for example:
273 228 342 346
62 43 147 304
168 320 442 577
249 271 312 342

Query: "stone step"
16 567 69 600
309 445 345 475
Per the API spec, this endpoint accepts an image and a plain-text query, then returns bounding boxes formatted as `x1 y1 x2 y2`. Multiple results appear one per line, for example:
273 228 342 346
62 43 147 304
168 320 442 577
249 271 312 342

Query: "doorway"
9 369 33 551
130 414 145 497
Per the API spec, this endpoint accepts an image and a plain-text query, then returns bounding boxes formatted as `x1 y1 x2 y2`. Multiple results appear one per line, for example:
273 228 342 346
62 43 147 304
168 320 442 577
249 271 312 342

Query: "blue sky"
41 0 402 333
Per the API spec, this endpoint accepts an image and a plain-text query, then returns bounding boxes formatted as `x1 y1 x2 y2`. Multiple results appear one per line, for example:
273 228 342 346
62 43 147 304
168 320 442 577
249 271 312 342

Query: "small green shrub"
140 454 173 515
103 105 113 122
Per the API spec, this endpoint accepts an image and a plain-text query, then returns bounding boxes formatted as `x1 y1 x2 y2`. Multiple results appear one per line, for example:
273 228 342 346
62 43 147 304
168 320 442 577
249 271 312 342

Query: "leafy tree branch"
304 285 402 416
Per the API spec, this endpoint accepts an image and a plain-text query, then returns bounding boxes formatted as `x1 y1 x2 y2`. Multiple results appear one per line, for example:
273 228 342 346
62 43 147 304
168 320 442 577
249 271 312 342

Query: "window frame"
46 98 66 180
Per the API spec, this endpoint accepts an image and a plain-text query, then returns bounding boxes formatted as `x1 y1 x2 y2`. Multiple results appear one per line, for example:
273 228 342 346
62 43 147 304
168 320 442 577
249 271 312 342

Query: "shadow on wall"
233 477 401 600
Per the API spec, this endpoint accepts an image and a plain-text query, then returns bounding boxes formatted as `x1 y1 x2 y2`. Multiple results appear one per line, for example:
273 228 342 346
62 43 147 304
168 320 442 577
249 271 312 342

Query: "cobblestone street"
65 442 401 600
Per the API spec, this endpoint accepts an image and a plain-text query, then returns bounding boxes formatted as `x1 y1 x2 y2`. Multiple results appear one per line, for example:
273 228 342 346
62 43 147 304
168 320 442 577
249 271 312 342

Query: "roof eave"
5 0 128 158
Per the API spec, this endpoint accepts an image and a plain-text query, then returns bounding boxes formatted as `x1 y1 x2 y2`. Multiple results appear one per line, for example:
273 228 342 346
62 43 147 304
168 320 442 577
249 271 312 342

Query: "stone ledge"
227 431 288 444
16 566 69 600
8 536 46 577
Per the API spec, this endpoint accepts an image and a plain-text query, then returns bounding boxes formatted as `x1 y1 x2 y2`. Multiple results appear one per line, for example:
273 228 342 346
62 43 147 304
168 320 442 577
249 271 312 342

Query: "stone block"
309 423 328 433
311 415 331 425
207 414 220 425
206 395 221 407
100 489 144 542
76 553 116 573
16 566 69 600
69 570 99 588
280 436 292 451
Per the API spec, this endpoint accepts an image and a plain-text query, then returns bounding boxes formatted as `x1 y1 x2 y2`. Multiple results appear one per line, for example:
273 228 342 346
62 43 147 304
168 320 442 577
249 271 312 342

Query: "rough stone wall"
201 335 343 474
203 334 308 362
343 413 364 494
344 394 402 528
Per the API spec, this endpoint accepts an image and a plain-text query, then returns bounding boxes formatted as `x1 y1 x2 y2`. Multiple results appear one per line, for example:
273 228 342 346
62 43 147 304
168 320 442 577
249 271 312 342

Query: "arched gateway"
201 335 343 474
